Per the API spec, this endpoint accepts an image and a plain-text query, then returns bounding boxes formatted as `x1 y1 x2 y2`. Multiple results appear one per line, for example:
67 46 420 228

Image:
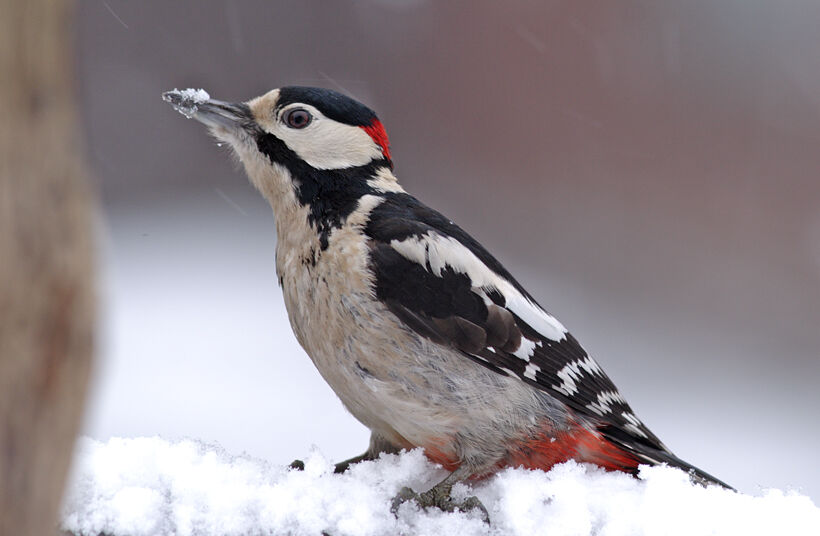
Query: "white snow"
62 436 819 536
163 88 211 118
173 88 210 103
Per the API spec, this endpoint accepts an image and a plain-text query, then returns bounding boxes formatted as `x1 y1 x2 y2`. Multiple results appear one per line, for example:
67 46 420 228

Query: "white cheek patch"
278 118 384 170
388 232 568 342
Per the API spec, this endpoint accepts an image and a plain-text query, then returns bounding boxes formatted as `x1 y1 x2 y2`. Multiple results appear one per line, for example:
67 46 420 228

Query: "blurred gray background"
77 1 820 500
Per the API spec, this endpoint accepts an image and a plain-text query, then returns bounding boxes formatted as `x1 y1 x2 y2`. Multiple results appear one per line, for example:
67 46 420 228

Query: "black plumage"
364 191 670 454
255 130 389 249
276 86 378 127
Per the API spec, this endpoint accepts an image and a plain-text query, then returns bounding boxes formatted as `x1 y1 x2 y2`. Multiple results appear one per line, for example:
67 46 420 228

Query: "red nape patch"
361 119 391 161
506 424 640 474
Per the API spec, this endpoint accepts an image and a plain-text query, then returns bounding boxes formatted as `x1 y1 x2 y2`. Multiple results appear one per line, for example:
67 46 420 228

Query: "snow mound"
62 437 819 536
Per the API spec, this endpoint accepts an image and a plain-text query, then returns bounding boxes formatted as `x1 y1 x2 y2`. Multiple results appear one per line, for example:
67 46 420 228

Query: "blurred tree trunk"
0 0 95 534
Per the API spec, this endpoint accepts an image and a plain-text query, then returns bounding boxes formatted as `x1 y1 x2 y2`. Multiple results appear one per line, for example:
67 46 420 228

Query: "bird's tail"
638 447 732 489
601 425 734 489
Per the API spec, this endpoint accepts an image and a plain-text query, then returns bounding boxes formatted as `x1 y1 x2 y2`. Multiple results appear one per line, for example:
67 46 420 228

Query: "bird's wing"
364 193 667 455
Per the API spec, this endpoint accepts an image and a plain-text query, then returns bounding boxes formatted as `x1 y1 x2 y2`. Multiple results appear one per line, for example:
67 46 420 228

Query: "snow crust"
62 437 819 536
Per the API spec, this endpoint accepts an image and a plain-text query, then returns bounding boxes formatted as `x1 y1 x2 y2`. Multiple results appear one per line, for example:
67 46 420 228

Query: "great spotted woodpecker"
164 86 731 518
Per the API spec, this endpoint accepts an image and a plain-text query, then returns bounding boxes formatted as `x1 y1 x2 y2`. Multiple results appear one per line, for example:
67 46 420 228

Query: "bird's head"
163 86 397 213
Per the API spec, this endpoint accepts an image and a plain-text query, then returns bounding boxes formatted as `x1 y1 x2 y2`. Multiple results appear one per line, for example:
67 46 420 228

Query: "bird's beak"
163 89 252 132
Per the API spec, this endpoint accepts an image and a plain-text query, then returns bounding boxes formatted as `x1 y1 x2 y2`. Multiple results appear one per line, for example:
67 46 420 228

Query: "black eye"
284 108 312 129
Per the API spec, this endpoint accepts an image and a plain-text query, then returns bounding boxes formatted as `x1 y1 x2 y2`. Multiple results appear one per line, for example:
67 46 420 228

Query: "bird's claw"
390 486 418 513
390 485 490 523
288 459 305 471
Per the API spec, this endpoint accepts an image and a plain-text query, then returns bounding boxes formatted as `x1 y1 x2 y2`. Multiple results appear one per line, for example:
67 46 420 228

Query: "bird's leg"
391 465 490 523
332 452 370 473
289 433 401 473
289 452 371 472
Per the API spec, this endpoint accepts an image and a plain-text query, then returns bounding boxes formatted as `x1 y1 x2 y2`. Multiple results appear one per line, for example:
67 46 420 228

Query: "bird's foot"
332 453 368 473
390 485 490 524
288 455 365 474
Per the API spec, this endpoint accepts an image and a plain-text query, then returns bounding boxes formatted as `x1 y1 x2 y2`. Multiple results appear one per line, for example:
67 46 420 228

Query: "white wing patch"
388 232 568 342
504 293 566 342
390 235 428 267
512 337 539 361
553 355 605 396
524 363 541 380
586 390 627 416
